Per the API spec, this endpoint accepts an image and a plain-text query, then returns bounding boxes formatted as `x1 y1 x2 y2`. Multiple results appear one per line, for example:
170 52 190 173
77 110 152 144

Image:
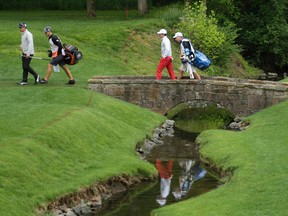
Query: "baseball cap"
173 32 183 38
19 23 27 28
43 26 52 33
157 29 167 35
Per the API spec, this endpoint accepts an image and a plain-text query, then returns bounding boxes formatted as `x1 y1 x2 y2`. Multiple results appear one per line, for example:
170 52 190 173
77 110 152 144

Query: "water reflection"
172 159 206 201
155 159 174 206
97 127 218 216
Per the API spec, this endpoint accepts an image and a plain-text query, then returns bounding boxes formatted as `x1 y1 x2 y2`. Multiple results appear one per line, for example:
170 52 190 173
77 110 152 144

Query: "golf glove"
61 48 66 56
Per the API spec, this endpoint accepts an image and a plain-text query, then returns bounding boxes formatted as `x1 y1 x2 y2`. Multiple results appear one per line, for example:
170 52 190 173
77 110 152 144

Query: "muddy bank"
38 120 175 216
38 175 156 216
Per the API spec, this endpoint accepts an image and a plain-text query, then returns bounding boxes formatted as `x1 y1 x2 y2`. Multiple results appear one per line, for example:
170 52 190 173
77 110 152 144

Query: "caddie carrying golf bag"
192 50 211 70
63 44 83 65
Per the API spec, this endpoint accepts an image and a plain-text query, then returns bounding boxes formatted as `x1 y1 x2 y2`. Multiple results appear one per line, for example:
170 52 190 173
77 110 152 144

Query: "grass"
152 99 288 215
1 9 288 216
0 10 167 216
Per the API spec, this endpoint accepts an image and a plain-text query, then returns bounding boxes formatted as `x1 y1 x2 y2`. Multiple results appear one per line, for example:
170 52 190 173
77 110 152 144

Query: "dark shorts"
50 54 66 66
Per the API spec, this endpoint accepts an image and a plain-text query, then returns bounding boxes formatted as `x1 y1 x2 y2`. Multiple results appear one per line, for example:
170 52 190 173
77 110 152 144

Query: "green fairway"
1 10 288 216
0 10 166 216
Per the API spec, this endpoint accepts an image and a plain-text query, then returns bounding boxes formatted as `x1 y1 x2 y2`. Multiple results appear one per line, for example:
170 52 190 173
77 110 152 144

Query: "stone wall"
88 76 288 116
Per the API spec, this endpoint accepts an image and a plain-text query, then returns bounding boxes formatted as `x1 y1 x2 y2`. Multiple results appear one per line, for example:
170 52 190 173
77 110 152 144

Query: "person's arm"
26 32 34 56
51 35 63 54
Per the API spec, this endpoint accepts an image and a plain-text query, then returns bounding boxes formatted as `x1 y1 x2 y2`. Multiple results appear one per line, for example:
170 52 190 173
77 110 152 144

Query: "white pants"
180 63 196 79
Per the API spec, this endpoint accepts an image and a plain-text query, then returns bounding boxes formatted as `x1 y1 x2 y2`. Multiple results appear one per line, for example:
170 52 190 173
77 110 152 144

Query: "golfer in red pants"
156 29 176 80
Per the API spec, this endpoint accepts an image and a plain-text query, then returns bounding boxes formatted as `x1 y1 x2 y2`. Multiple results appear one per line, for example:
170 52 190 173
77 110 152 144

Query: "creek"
95 127 219 216
94 102 233 216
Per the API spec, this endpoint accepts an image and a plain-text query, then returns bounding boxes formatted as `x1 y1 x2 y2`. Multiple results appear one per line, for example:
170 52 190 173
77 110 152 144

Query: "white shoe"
17 81 27 85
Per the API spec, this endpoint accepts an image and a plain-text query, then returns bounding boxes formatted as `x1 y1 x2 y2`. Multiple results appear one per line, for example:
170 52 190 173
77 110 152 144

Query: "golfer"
156 29 176 80
18 22 40 85
39 26 75 85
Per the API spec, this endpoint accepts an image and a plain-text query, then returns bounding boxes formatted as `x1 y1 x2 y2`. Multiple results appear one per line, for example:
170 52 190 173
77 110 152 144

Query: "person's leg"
156 58 166 80
40 56 62 84
61 65 75 84
187 64 194 79
61 65 73 80
21 57 29 82
177 64 186 80
39 63 53 84
193 72 201 80
166 58 176 80
177 70 184 80
25 57 39 83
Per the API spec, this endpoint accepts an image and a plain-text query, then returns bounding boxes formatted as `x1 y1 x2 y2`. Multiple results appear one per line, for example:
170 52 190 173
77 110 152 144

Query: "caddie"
173 32 201 80
39 26 75 85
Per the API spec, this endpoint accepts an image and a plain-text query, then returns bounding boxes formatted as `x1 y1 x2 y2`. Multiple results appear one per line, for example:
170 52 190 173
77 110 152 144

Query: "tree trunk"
87 0 96 17
138 0 148 15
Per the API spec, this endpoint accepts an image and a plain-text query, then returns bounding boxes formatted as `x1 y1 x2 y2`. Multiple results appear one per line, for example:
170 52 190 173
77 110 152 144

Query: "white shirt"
21 29 34 55
161 36 172 58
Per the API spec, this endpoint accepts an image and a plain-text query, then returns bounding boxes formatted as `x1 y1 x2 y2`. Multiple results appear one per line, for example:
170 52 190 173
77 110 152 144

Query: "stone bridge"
87 76 288 116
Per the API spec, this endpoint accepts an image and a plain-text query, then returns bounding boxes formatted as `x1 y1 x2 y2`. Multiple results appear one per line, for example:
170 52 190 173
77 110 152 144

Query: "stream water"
95 127 219 216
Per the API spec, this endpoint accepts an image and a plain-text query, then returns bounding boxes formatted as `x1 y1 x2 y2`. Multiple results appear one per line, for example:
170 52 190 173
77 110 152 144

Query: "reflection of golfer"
18 22 40 85
173 159 206 200
155 159 174 206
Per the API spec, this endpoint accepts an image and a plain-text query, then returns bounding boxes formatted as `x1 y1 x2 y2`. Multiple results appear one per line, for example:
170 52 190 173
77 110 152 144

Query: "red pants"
156 159 174 179
156 57 176 80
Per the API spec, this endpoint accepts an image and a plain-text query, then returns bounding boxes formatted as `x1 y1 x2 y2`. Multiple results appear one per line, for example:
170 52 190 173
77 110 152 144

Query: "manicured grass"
151 100 288 216
0 11 166 216
1 9 288 216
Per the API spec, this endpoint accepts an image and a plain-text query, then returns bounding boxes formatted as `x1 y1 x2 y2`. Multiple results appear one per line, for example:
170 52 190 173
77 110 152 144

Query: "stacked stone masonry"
88 76 288 116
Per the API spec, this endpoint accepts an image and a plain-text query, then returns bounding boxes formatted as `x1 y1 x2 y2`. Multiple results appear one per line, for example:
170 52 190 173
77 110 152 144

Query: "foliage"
175 2 240 64
208 0 288 73
0 0 140 10
149 3 184 27
0 0 86 10
235 0 288 71
1 8 287 216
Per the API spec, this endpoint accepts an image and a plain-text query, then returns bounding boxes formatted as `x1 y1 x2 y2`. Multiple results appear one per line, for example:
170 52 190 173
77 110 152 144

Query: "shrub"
175 2 240 66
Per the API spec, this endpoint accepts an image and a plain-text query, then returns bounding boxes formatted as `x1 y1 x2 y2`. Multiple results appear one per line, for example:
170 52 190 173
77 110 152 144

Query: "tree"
138 0 148 15
208 0 288 73
235 0 288 71
176 2 239 64
87 0 96 17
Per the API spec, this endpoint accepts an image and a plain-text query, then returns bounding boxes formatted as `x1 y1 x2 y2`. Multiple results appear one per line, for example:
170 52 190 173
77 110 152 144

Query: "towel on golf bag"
191 50 211 70
63 44 83 65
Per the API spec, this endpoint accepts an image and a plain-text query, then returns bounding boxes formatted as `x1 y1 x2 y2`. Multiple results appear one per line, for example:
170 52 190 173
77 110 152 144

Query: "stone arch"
164 100 234 117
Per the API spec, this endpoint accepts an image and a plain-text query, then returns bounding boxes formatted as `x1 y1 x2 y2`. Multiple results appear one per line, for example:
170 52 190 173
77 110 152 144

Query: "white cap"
157 29 167 35
173 32 183 38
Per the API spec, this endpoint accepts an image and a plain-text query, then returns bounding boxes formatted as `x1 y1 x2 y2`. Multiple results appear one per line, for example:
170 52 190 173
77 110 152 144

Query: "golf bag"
63 44 82 65
192 50 211 70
